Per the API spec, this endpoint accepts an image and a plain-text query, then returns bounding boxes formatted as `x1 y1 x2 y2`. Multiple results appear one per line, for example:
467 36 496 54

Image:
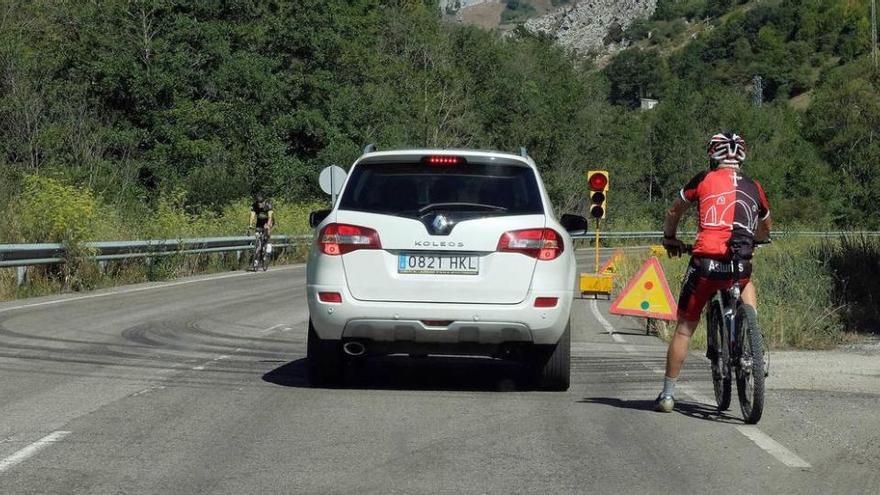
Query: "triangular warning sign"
609 257 677 321
599 249 625 274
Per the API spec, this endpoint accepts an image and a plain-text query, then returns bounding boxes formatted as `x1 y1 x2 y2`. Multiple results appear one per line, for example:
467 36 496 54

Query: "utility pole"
752 75 763 107
872 0 878 68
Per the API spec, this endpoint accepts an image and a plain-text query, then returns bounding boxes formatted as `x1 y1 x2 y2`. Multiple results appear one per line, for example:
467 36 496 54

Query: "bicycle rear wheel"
707 301 731 411
736 304 765 424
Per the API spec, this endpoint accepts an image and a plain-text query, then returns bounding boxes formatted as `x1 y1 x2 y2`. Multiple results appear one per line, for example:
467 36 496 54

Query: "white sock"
662 376 676 397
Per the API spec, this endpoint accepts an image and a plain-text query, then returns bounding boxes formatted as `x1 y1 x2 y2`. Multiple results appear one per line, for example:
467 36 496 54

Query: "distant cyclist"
656 132 772 413
249 193 274 240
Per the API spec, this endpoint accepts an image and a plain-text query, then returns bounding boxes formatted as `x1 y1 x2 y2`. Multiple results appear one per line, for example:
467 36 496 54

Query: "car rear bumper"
307 285 572 346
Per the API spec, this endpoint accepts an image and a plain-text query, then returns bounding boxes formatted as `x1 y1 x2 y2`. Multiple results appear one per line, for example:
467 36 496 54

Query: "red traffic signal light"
587 170 609 219
588 172 608 191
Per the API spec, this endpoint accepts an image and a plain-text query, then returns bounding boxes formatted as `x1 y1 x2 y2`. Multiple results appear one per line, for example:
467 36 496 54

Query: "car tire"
307 319 343 387
528 322 571 391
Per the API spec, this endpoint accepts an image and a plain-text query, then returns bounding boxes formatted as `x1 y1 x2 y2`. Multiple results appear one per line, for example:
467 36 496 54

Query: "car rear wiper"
418 202 509 214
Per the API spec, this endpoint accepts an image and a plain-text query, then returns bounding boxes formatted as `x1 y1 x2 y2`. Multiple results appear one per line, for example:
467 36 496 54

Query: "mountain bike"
248 227 271 272
687 240 769 424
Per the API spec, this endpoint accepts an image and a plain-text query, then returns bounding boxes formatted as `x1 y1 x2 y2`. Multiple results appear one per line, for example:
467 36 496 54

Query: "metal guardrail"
570 231 880 240
0 235 313 269
2 230 876 285
0 234 314 286
3 231 877 268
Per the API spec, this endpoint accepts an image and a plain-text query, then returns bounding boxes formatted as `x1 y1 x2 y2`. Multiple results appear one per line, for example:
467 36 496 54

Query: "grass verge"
611 236 878 350
0 243 310 302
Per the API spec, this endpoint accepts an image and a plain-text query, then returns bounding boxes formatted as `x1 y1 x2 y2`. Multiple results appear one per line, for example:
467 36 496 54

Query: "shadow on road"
262 356 537 392
578 397 742 424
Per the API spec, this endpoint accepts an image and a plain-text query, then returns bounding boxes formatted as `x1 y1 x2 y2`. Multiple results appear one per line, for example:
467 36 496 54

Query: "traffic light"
587 170 609 219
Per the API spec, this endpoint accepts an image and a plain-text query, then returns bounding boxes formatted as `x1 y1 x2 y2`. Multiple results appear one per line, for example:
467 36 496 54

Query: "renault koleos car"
306 148 586 390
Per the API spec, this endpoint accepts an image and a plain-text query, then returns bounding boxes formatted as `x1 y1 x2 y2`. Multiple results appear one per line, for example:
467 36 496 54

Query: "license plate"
398 253 479 275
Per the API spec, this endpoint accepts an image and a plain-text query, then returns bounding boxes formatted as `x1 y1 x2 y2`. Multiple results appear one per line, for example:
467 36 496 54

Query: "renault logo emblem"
432 215 450 233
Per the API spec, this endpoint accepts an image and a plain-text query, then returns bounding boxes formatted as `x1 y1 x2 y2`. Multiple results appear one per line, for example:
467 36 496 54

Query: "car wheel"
307 319 343 387
528 322 571 391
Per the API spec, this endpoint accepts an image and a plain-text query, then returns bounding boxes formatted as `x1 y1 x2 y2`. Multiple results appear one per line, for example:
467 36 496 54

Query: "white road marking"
589 300 626 343
0 264 304 315
590 299 812 470
192 352 236 371
736 426 812 468
130 385 165 398
261 324 292 335
0 431 70 474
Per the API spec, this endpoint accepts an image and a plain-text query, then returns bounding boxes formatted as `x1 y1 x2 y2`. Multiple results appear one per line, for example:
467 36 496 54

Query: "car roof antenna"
363 143 377 154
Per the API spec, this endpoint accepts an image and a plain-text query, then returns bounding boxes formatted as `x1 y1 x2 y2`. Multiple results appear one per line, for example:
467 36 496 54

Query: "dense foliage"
611 0 879 226
0 0 877 244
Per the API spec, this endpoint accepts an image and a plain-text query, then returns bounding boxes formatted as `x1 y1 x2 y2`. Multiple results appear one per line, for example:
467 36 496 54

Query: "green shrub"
15 175 99 244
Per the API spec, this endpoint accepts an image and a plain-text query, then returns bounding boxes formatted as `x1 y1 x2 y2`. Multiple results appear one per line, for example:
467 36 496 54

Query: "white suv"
306 148 587 390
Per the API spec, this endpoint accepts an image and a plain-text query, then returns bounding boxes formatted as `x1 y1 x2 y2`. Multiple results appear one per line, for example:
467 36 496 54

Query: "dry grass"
611 237 861 350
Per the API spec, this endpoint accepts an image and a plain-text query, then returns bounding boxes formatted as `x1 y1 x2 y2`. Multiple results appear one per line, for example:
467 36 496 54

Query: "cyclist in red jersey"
655 132 772 413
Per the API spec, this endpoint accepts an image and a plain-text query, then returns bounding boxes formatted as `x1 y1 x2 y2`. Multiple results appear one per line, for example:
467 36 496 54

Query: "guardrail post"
98 261 108 274
16 266 27 287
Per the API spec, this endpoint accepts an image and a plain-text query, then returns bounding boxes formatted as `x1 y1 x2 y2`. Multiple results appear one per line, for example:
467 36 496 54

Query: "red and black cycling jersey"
680 167 770 259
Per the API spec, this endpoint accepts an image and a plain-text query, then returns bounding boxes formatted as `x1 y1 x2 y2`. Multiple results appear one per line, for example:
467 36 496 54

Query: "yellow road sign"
609 257 677 321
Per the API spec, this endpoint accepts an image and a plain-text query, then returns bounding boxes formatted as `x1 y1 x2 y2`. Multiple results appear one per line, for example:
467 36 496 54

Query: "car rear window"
338 161 544 217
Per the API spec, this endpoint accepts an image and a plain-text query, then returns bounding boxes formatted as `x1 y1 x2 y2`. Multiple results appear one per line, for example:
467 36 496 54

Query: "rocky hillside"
525 0 657 55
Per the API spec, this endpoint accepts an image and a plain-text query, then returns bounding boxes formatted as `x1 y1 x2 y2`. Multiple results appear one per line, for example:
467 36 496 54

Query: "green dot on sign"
640 301 650 310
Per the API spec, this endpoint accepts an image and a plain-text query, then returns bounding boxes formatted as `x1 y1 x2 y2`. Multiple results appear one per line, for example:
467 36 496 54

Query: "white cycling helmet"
707 132 747 164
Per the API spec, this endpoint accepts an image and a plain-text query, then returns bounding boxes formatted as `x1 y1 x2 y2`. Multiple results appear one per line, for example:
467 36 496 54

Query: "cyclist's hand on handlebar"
662 237 687 258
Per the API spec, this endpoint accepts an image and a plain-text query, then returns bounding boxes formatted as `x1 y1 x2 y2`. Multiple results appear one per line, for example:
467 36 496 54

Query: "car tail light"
534 297 559 308
497 229 564 260
318 292 342 303
318 223 381 255
423 155 465 166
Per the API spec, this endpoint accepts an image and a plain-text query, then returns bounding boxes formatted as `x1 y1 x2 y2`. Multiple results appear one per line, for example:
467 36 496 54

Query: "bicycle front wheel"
708 301 731 411
736 304 765 424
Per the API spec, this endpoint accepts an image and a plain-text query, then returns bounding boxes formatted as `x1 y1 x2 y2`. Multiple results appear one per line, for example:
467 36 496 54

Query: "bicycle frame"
252 228 270 270
711 277 742 378
709 244 746 373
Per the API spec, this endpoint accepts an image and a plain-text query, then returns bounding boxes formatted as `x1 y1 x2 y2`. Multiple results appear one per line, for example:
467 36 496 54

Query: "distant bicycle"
248 227 271 272
685 240 768 424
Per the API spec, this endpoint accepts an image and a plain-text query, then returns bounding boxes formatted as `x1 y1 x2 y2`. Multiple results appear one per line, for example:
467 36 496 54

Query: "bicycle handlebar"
667 237 770 257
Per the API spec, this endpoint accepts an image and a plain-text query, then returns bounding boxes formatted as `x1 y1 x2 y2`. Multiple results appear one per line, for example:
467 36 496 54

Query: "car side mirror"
560 214 588 235
309 209 331 228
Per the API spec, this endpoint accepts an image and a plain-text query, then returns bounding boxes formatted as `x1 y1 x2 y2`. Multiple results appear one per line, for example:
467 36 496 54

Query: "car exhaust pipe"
343 341 366 357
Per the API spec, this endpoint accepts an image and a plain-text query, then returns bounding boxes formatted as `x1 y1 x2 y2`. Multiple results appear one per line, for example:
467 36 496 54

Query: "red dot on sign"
644 281 654 290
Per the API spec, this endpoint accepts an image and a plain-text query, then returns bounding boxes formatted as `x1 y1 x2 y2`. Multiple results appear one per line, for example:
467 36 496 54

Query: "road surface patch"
588 299 813 469
0 265 304 315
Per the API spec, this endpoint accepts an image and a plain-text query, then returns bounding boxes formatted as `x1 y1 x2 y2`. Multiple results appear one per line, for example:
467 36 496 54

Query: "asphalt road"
0 251 878 494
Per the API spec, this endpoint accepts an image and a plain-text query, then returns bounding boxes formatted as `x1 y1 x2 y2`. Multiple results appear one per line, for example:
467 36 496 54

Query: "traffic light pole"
594 219 601 273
